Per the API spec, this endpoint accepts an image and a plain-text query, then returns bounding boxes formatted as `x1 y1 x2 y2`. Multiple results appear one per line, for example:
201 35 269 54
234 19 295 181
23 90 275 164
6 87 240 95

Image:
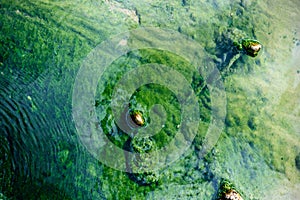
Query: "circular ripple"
72 27 226 173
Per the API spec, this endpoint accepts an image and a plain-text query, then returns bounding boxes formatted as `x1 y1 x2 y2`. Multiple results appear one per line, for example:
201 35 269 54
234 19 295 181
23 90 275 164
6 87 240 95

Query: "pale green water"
0 0 299 199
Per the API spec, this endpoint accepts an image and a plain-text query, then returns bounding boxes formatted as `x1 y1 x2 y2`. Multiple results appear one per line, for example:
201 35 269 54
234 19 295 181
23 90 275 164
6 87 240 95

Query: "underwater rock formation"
125 137 160 186
241 39 262 57
215 27 262 73
217 179 244 200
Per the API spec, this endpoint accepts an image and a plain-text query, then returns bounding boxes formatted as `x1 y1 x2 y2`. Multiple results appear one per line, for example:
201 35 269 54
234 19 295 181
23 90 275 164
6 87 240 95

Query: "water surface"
0 0 299 199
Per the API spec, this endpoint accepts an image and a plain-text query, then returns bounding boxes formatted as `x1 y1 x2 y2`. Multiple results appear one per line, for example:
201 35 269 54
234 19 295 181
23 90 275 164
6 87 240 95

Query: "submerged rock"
222 189 243 200
241 39 262 57
233 38 262 57
130 110 146 127
127 99 149 129
131 136 154 153
217 179 244 200
127 171 160 186
215 27 262 73
125 137 160 185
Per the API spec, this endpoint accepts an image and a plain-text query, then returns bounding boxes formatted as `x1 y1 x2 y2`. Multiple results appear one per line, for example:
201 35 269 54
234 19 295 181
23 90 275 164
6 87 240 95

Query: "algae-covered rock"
241 39 262 57
215 27 262 73
217 179 244 200
131 136 154 153
125 137 160 185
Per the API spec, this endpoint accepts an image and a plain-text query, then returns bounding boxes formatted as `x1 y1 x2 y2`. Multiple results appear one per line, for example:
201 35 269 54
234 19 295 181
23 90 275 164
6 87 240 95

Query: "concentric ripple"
72 27 227 173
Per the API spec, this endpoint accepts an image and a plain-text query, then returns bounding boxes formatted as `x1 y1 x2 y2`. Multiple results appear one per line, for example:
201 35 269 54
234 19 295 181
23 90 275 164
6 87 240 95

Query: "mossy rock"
216 179 244 200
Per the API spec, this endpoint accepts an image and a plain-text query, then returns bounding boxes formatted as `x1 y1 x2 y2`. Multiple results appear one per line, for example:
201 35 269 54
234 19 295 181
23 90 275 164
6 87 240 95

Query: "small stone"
217 179 244 200
250 43 262 51
241 39 262 57
130 110 145 126
224 189 243 200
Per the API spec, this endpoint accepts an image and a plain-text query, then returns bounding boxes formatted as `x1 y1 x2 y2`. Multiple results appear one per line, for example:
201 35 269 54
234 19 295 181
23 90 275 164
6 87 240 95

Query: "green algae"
1 0 300 199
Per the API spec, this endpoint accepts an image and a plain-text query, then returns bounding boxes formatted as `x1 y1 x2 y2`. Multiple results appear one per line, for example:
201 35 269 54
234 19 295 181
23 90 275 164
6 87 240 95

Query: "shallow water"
1 0 299 199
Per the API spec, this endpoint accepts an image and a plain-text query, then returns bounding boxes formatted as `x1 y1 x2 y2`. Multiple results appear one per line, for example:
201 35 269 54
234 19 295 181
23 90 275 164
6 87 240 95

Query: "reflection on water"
1 0 299 199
